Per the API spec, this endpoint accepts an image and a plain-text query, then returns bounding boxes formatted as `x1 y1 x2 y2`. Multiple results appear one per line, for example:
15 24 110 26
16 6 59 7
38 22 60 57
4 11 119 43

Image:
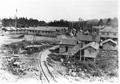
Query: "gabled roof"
4 27 12 31
10 27 16 30
25 45 42 48
59 38 77 45
92 26 104 29
26 26 68 31
100 26 118 32
81 42 99 50
57 34 73 40
76 33 100 42
16 28 22 30
101 39 117 45
100 34 118 38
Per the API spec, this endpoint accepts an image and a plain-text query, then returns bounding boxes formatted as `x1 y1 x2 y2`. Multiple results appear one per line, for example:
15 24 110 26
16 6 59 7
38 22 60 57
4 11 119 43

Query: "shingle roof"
100 26 118 38
100 34 118 38
25 45 42 48
76 33 100 42
92 26 104 29
59 38 77 45
57 34 72 40
81 42 99 50
100 26 118 32
26 26 68 31
101 39 117 45
4 27 13 30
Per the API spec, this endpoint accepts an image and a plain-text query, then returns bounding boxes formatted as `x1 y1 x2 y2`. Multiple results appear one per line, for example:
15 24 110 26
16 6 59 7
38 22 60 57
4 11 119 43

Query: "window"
66 46 68 52
81 50 84 55
38 31 40 33
107 32 109 35
101 32 105 35
88 48 95 54
113 33 117 36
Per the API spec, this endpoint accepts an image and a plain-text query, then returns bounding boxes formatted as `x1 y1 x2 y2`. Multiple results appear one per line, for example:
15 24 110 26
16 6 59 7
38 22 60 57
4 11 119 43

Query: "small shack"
100 39 117 50
76 32 100 45
59 38 78 53
81 42 99 61
99 26 118 41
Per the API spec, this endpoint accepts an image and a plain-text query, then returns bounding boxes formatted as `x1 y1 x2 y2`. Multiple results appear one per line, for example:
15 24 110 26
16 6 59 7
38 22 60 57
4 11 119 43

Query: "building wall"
100 31 118 39
102 41 117 50
3 26 68 37
84 47 98 58
59 45 74 53
59 46 66 53
99 49 118 57
26 30 57 37
24 35 57 42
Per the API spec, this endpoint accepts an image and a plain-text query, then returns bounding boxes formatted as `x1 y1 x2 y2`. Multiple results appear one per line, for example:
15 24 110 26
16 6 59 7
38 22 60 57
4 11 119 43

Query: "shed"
76 32 100 43
100 39 117 50
59 38 78 53
81 42 99 59
100 26 118 40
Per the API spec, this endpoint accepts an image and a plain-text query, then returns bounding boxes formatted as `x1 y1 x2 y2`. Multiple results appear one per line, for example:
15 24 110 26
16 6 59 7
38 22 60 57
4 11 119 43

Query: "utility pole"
15 9 17 34
78 18 83 61
79 43 81 61
33 26 36 44
71 21 73 36
15 9 17 29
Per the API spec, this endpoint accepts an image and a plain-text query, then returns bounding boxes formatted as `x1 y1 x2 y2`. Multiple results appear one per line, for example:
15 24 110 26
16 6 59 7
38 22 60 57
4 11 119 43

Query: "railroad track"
43 61 57 82
38 52 50 83
38 50 57 83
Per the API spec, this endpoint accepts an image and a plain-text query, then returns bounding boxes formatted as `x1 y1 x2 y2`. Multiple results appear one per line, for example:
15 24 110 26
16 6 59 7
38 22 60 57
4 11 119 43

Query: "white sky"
0 0 118 21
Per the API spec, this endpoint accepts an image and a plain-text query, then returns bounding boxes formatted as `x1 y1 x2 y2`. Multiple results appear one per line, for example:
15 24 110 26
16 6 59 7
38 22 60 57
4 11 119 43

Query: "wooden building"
99 26 118 41
25 26 68 37
92 26 104 34
58 38 78 53
100 39 117 50
81 42 99 61
2 26 68 37
76 32 100 45
50 38 80 61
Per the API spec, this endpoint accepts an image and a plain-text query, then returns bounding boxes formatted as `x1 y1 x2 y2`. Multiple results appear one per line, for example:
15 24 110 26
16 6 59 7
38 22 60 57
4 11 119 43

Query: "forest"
1 17 118 31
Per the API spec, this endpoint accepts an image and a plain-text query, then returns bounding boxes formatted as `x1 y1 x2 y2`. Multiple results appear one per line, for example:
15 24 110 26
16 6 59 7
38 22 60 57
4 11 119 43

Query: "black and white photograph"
0 0 119 84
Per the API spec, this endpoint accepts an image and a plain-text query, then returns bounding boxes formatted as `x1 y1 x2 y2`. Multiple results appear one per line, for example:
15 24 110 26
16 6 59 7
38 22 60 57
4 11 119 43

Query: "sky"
0 0 118 21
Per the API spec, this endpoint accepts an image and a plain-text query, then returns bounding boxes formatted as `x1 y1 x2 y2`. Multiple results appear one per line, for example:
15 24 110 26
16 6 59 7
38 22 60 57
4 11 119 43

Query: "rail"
38 52 50 82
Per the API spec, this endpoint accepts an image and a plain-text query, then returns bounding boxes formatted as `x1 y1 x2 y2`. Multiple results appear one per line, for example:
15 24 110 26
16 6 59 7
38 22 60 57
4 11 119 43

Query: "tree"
106 18 111 26
2 17 47 27
98 19 104 26
47 20 69 27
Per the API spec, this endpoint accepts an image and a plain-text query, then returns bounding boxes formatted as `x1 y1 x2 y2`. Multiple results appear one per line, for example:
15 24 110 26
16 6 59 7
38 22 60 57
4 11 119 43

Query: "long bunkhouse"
2 26 68 37
99 26 118 41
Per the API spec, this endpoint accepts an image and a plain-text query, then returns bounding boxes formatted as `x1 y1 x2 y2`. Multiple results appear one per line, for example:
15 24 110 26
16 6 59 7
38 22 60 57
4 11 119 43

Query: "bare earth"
0 35 119 84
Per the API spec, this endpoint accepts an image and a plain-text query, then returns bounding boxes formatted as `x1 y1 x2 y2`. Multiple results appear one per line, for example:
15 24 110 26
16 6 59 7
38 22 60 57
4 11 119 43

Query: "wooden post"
74 54 75 63
79 43 81 61
67 55 69 62
94 58 96 62
84 56 85 62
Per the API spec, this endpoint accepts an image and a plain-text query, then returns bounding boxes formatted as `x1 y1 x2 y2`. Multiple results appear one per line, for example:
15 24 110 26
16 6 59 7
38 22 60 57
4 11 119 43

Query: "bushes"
96 50 118 77
48 54 61 62
6 58 26 76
